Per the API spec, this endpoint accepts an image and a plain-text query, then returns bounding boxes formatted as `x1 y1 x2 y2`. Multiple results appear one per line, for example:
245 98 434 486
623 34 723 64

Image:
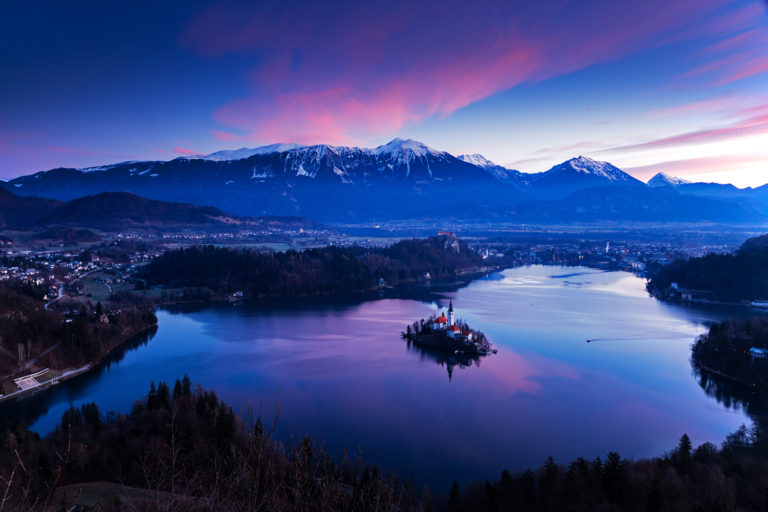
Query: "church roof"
435 315 447 323
448 325 461 332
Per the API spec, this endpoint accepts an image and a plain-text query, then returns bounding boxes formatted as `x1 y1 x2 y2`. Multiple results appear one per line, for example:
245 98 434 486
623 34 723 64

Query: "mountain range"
3 138 767 224
0 188 323 232
647 171 768 200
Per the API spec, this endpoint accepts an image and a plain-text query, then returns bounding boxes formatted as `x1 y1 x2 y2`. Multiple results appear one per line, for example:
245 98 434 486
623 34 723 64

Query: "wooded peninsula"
647 234 768 303
139 235 494 300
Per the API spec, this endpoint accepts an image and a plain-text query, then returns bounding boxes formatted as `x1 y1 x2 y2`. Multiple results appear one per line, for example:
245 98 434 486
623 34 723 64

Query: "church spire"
448 300 454 326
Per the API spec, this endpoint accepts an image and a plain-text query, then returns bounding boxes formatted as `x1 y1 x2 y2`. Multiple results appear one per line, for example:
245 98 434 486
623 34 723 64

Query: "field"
79 271 133 302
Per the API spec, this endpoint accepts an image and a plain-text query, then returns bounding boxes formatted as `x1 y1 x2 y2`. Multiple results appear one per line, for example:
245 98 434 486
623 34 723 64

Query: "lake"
0 266 757 491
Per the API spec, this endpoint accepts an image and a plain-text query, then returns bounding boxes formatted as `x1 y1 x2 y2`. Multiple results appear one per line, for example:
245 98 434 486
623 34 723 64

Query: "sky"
1 0 767 186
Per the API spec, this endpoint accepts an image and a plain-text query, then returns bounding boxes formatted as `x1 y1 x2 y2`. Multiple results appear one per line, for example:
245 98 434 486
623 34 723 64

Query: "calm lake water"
1 266 758 490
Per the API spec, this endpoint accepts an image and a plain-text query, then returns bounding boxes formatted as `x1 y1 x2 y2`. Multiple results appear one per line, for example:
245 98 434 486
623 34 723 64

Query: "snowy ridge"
193 143 305 161
458 154 525 184
78 161 141 173
373 138 438 157
648 172 691 187
545 156 638 182
29 138 652 191
458 154 497 168
237 139 451 181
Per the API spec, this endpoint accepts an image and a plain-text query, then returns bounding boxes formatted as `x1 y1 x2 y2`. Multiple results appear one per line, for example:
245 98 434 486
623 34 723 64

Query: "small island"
403 301 495 356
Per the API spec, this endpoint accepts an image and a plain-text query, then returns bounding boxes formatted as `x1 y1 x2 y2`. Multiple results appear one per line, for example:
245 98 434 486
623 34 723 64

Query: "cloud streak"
624 153 768 182
604 106 768 153
173 146 198 156
181 0 734 144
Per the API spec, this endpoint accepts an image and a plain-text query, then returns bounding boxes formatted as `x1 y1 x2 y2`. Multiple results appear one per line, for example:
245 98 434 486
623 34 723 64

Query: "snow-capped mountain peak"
457 154 497 168
556 156 636 182
647 172 691 187
373 138 436 157
195 143 305 162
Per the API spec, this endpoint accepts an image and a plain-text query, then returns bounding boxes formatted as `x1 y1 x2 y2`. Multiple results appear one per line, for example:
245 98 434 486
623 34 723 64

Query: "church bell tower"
448 301 454 326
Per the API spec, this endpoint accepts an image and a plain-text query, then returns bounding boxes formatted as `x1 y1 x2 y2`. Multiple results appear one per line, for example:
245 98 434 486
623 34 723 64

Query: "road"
44 285 64 310
5 267 102 382
0 341 61 382
43 267 104 310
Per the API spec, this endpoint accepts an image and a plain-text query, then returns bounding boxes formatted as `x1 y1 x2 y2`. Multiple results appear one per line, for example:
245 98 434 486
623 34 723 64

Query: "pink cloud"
604 105 768 153
211 129 243 142
716 56 768 85
699 27 767 57
676 17 768 88
173 146 198 155
181 0 734 144
644 92 743 119
624 154 768 181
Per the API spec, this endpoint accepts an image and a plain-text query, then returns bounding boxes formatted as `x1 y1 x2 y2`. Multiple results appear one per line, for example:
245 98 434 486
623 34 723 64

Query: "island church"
432 301 473 341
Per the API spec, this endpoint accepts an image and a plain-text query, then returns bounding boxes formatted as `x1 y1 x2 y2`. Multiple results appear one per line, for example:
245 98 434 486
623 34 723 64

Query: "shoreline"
0 322 157 404
653 294 757 308
695 363 753 389
0 266 504 403
147 264 506 307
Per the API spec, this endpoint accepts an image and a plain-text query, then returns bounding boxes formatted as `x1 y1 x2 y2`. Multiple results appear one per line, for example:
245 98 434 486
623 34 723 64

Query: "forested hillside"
648 234 768 301
0 281 157 380
3 379 768 511
140 235 485 298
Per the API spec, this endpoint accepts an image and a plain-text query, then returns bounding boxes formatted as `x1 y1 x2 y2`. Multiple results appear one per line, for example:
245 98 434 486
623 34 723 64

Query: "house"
750 347 768 359
447 325 461 338
432 314 448 330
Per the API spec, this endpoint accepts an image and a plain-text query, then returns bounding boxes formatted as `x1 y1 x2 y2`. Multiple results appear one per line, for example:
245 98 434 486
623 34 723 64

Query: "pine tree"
677 433 692 472
448 480 461 511
173 378 183 400
182 373 192 396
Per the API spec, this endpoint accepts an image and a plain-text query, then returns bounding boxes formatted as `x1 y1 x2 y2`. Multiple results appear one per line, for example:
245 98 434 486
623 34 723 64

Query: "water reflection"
694 368 756 414
0 326 157 429
0 266 760 491
403 337 482 381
